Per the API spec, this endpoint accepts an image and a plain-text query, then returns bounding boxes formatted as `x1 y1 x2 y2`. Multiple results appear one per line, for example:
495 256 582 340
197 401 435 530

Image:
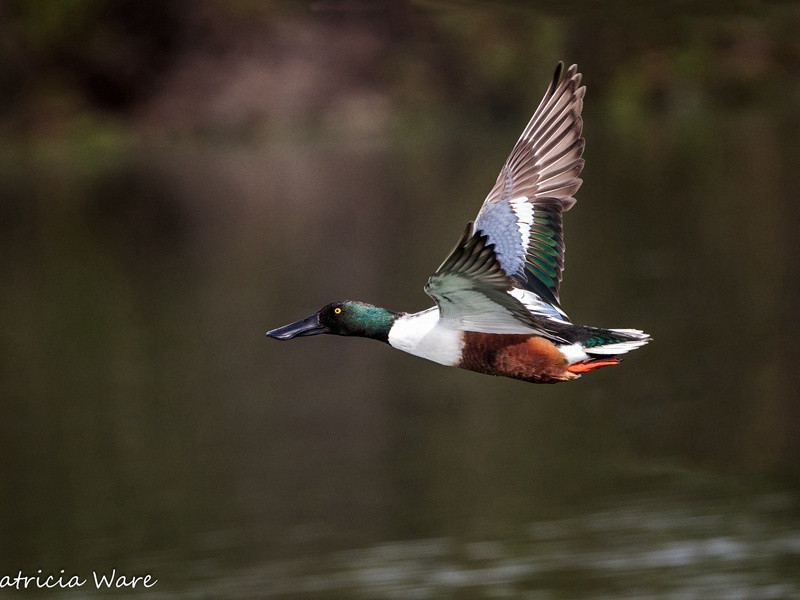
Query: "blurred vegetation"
1 0 800 139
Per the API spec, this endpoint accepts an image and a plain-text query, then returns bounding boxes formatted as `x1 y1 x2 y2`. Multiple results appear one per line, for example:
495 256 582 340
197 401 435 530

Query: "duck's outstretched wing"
424 222 567 341
474 62 585 321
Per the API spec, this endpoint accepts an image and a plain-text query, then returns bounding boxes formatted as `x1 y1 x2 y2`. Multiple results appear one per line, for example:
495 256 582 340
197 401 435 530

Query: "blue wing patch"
474 201 525 276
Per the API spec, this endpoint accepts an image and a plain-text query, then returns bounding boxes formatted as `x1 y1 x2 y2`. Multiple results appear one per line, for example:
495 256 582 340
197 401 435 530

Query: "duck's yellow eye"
334 307 342 315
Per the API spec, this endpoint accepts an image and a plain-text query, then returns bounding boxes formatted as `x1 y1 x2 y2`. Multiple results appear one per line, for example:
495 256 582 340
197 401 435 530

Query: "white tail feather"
584 329 651 356
610 328 649 337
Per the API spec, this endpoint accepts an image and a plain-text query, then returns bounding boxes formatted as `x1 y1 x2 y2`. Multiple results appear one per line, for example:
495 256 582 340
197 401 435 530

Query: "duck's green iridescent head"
266 301 398 343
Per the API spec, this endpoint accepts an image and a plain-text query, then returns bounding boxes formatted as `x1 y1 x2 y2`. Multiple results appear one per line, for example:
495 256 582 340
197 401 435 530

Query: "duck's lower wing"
425 222 567 341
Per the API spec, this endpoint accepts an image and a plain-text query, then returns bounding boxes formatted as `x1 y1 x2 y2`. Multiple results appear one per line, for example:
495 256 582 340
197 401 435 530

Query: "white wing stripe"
509 196 533 275
509 287 568 321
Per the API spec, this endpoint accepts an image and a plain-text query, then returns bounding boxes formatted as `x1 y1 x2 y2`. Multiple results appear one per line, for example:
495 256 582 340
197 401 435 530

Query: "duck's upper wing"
424 222 567 341
474 62 585 320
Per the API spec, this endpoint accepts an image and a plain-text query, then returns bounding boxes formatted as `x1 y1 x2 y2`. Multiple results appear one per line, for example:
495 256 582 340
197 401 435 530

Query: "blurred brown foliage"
2 0 800 138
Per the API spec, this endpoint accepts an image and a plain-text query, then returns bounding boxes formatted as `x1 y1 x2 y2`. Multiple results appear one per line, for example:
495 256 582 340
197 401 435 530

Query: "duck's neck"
348 303 401 343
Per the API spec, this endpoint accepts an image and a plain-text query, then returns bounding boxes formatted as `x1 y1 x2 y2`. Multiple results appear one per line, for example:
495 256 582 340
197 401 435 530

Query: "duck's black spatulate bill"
266 313 328 340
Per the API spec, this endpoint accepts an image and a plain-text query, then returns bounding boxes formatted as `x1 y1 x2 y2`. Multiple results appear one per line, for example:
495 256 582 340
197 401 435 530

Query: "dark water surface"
2 2 800 598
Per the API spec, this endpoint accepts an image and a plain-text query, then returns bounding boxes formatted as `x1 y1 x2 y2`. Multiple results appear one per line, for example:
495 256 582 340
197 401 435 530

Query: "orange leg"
567 357 621 374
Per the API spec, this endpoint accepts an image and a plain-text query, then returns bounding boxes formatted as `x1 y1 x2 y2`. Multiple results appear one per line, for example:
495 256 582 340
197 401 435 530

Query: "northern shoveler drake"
267 63 650 383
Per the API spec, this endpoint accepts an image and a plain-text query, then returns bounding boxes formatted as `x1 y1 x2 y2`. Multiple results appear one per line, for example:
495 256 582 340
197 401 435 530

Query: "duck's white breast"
387 307 463 366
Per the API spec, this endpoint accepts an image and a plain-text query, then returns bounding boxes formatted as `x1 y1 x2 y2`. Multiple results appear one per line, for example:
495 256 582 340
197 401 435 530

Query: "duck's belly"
388 310 575 383
458 332 574 384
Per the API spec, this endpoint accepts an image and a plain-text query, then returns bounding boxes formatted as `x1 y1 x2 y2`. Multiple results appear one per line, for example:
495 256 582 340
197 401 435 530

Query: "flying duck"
267 63 650 383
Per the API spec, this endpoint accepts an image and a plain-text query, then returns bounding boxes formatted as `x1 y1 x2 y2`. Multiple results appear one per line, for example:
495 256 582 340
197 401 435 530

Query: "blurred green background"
2 1 800 598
